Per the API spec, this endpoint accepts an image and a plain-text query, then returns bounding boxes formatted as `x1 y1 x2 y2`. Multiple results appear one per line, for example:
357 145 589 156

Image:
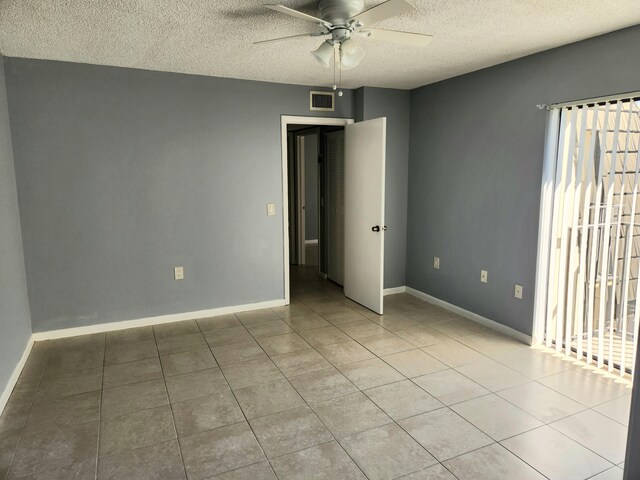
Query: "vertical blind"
542 98 640 376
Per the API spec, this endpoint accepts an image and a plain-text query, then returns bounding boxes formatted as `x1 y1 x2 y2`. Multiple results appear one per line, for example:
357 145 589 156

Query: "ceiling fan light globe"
340 39 365 69
312 41 335 67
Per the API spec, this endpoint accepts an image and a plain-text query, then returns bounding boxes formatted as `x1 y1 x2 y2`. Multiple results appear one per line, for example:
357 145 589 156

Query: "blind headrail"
537 90 640 111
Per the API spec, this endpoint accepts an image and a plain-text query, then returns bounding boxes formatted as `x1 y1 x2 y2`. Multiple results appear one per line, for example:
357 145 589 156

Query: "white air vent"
310 91 335 112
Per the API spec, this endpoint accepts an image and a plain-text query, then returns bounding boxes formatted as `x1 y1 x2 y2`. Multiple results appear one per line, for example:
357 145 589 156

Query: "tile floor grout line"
538 376 631 408
502 376 625 413
425 373 582 436
93 333 107 480
588 387 633 407
586 406 631 429
495 429 565 480
310 317 420 385
491 381 591 427
151 324 190 480
450 373 627 446
449 440 551 480
446 363 535 396
545 420 625 467
388 463 461 480
390 401 463 469
585 466 625 479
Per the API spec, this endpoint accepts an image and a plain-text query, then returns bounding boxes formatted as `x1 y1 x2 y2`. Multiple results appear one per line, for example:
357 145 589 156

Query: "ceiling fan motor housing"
318 0 364 25
331 28 352 42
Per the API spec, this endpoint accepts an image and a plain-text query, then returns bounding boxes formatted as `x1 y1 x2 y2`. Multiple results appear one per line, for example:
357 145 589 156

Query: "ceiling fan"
255 0 432 70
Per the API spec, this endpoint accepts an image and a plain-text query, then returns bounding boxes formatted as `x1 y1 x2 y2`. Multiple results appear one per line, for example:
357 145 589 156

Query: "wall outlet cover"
481 270 488 283
433 256 440 270
267 203 276 216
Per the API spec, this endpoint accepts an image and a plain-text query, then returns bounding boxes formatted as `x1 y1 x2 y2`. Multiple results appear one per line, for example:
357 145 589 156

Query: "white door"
344 117 386 314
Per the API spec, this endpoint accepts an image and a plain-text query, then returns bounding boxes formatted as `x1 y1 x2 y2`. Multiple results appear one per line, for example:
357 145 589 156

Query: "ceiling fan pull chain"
338 46 343 97
332 46 337 92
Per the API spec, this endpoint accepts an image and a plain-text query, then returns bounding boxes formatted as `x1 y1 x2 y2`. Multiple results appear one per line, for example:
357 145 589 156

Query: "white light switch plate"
433 257 440 270
174 266 184 280
515 284 523 299
481 270 488 283
267 203 276 216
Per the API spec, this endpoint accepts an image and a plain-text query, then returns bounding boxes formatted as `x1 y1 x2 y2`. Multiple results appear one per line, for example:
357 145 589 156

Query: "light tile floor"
0 265 632 479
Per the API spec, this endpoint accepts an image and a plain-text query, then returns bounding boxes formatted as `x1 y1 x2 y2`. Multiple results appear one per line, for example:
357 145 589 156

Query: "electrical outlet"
267 203 276 216
480 270 488 283
433 256 440 270
515 284 523 299
174 266 184 280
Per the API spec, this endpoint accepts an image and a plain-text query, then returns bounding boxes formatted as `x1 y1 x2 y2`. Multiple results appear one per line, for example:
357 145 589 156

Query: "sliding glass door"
538 97 640 376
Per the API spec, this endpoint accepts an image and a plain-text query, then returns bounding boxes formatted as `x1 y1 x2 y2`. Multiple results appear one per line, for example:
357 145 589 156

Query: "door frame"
281 115 354 305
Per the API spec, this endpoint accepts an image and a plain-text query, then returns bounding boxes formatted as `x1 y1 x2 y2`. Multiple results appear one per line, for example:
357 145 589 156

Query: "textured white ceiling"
1 0 639 90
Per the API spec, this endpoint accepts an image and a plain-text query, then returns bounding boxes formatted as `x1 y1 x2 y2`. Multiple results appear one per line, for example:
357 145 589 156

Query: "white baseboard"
405 287 532 345
305 239 319 245
32 298 287 341
384 286 407 295
0 335 34 416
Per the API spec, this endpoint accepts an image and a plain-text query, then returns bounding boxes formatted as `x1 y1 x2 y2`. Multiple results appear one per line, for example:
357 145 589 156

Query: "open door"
344 117 386 314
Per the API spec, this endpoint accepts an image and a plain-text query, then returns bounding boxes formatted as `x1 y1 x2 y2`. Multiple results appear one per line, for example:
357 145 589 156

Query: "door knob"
371 225 388 232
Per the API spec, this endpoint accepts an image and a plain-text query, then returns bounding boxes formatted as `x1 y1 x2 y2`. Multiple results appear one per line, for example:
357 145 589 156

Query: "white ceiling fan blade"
265 5 330 27
254 32 326 45
359 28 433 47
350 0 415 27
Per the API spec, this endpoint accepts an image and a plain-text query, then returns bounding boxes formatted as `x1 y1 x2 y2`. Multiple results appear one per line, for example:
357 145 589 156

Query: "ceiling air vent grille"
310 91 335 112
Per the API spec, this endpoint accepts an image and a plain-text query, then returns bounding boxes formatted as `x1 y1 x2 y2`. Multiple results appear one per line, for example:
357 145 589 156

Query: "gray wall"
304 133 318 240
407 25 640 335
0 56 32 396
4 58 354 332
358 87 411 289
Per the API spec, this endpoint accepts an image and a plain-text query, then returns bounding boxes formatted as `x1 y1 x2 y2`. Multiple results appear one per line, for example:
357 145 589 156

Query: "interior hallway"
0 265 633 479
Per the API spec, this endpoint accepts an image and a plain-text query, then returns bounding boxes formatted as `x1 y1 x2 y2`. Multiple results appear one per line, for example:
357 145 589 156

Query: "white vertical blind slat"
585 104 611 366
564 107 590 358
555 109 579 352
607 106 633 372
595 102 622 369
620 103 640 375
576 106 600 360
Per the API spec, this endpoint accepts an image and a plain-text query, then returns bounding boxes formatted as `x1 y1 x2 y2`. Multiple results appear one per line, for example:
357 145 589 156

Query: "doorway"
281 115 387 313
281 116 353 305
287 127 321 268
